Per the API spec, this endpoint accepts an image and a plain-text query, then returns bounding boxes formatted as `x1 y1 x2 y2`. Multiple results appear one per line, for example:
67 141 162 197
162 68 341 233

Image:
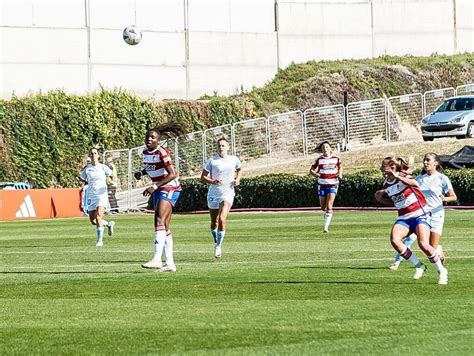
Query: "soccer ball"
123 25 142 45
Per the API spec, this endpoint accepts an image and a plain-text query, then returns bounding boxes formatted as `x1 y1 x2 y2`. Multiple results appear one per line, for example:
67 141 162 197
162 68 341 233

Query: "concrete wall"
0 0 472 100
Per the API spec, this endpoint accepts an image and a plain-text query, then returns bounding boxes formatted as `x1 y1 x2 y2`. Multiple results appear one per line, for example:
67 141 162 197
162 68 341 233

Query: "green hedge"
0 90 249 188
175 170 474 211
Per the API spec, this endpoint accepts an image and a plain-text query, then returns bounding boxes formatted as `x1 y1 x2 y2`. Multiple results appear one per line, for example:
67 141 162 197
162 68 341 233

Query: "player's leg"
429 212 446 264
209 209 219 244
390 222 425 279
416 220 448 284
208 196 219 244
143 196 169 269
318 188 328 232
96 193 115 237
94 206 107 247
323 191 336 232
215 200 232 258
159 190 181 273
389 234 416 270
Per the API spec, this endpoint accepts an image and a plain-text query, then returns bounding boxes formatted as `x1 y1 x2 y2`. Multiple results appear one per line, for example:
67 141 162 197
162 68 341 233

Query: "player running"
377 156 448 285
388 153 457 272
200 137 242 258
309 141 342 233
140 124 184 272
80 148 116 247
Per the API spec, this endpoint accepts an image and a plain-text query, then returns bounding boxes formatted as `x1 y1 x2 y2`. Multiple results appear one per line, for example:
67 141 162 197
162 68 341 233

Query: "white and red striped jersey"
311 154 341 186
142 146 180 191
383 172 428 219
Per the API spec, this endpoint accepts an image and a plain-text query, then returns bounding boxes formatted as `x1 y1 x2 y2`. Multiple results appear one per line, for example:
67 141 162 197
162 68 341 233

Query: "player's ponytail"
396 157 409 172
155 123 185 138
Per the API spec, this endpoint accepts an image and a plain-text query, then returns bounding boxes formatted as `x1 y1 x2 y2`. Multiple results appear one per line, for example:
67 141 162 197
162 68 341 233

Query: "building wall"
0 0 472 99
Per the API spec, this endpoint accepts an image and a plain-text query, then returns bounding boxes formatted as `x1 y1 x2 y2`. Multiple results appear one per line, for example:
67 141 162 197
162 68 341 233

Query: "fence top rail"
387 92 423 101
203 124 232 134
347 97 385 108
423 87 455 95
267 110 303 120
233 117 267 127
179 131 204 141
304 103 345 114
456 83 474 90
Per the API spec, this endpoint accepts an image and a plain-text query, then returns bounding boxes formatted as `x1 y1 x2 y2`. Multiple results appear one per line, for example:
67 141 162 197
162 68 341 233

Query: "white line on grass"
1 249 473 255
2 255 474 270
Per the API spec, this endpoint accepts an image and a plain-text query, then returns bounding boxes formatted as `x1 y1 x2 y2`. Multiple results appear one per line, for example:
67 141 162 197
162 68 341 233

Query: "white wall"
0 0 472 100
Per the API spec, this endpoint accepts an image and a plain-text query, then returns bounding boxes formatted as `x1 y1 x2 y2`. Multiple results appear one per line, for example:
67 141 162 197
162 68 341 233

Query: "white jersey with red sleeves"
383 172 428 219
311 154 341 186
142 146 180 191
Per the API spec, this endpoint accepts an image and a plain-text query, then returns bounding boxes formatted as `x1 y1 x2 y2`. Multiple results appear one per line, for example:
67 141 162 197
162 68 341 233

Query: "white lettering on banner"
15 195 37 218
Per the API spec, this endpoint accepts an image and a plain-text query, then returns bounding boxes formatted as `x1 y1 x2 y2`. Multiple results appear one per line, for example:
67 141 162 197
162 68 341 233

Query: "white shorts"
207 193 234 210
429 211 445 235
87 193 109 212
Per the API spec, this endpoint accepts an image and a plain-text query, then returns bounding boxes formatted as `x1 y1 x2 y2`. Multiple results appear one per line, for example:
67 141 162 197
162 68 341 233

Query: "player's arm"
134 169 147 180
442 189 457 204
234 167 242 187
309 164 319 177
384 170 418 187
200 169 220 185
143 164 177 196
374 189 393 206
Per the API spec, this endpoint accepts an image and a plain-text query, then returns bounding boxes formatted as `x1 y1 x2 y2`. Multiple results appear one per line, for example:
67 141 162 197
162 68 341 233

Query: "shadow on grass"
0 271 144 274
245 280 383 285
85 260 144 263
295 266 387 270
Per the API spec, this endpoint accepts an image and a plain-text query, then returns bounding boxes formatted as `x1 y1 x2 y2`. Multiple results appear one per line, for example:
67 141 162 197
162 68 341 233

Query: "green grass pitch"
1 210 473 355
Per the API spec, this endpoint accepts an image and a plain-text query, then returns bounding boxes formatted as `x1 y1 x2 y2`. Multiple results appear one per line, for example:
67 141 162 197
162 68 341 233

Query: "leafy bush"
175 170 473 211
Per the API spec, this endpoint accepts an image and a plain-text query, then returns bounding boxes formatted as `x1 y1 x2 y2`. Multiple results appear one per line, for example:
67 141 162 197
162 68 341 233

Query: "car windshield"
436 98 474 112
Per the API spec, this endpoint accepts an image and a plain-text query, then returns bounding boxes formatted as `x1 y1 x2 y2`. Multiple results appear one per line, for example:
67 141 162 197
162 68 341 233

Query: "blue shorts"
318 185 338 197
395 215 431 234
153 190 181 208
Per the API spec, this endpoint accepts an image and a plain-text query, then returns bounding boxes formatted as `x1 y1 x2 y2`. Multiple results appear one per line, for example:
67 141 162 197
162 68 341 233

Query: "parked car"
0 182 32 190
421 95 474 141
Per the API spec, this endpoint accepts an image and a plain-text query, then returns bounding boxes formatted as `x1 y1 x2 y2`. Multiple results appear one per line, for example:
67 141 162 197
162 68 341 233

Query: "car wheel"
423 136 434 142
466 122 474 139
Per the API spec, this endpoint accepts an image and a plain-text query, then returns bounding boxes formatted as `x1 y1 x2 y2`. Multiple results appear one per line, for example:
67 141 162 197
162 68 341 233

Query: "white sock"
153 230 166 262
403 234 417 248
96 226 104 242
216 230 225 247
102 220 109 227
324 212 333 230
210 228 218 244
164 231 175 267
429 252 446 272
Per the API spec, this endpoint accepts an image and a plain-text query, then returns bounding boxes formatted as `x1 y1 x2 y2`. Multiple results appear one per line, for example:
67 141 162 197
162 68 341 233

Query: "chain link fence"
103 83 473 211
233 117 269 170
347 99 387 149
387 93 423 142
304 104 346 155
268 111 305 165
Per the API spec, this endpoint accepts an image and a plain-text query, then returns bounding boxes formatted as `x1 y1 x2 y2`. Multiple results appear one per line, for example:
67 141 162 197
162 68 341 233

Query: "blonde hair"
382 156 410 172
